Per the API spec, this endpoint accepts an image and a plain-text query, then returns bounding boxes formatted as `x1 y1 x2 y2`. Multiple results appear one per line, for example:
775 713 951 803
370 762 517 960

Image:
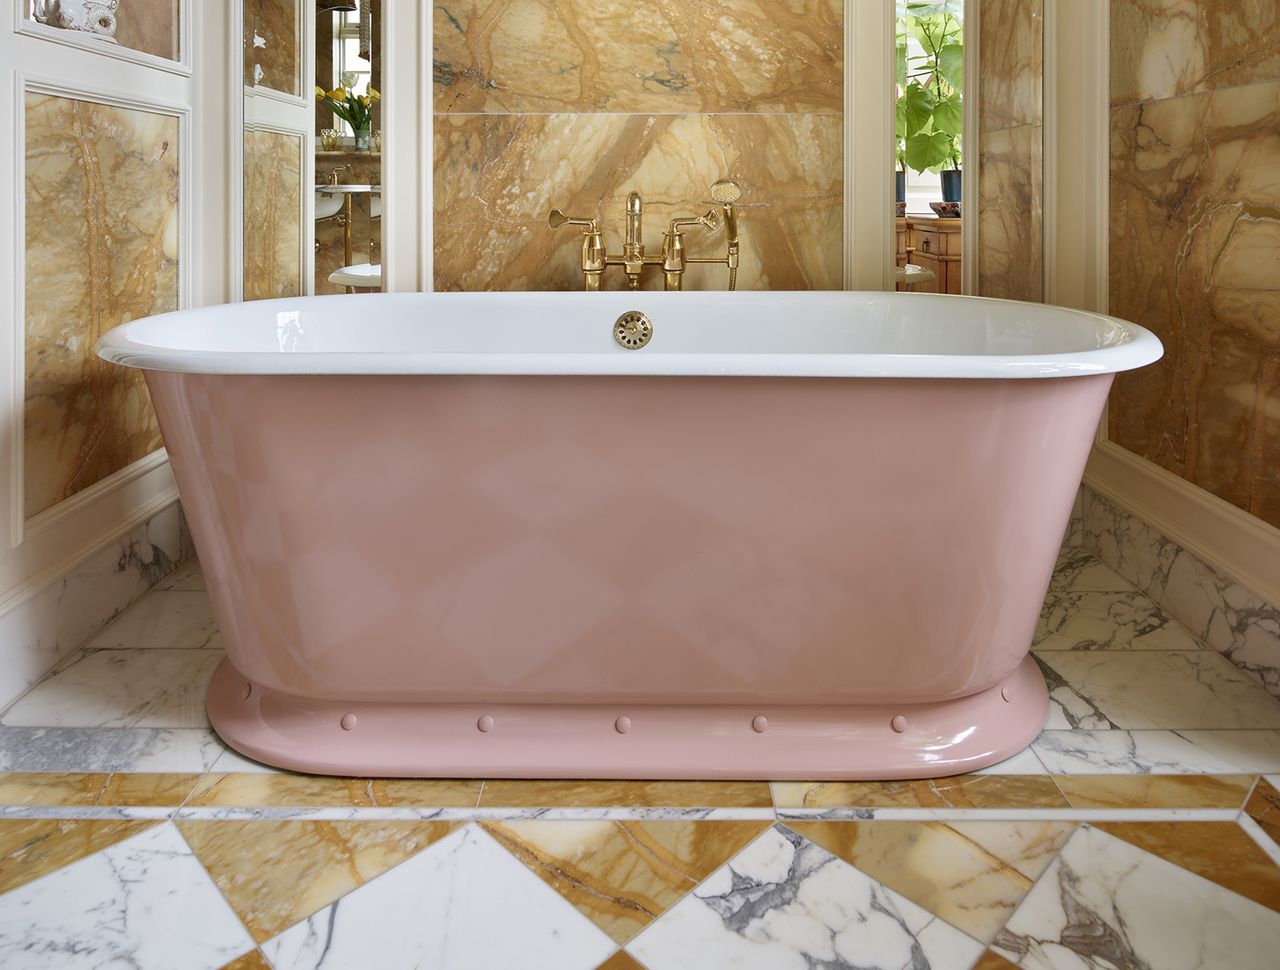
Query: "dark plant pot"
941 169 962 203
895 170 906 203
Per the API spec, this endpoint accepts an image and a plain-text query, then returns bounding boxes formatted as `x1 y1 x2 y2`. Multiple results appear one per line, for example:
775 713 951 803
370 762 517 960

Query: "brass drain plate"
614 311 652 350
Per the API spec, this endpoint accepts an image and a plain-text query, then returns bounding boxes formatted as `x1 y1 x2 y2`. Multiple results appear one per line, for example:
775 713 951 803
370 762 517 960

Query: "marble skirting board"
0 502 184 713
1081 485 1280 700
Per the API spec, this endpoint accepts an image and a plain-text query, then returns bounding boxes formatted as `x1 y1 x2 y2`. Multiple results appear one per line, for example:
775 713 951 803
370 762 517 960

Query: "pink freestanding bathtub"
98 291 1161 779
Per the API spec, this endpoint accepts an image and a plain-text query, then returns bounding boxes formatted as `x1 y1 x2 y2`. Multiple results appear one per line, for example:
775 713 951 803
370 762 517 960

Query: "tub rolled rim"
96 290 1164 380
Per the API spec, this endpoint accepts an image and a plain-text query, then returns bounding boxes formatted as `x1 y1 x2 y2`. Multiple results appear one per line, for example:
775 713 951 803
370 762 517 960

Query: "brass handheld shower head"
710 180 742 205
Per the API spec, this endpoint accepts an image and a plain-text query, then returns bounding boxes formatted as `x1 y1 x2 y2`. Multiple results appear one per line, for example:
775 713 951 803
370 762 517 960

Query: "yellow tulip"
358 94 371 107
314 85 326 98
368 87 381 101
327 87 346 101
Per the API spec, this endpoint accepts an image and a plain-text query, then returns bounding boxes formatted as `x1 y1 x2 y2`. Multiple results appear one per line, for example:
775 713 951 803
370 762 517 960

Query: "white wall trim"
13 0 193 78
844 0 894 291
961 0 979 295
1085 441 1280 607
23 450 169 541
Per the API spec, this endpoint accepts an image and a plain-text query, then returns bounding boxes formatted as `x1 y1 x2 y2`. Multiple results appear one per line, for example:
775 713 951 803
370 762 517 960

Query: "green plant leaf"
898 81 935 137
897 40 908 87
938 42 964 91
905 129 951 173
932 92 963 136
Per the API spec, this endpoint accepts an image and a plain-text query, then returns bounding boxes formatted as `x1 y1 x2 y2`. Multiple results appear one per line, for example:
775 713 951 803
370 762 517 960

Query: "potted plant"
315 74 381 151
896 1 963 208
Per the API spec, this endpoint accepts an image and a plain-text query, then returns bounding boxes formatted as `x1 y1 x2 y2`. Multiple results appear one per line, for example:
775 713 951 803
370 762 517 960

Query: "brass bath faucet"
548 180 743 291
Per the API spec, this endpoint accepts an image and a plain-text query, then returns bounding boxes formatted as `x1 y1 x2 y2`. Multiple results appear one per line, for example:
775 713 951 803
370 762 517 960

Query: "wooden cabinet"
904 216 962 294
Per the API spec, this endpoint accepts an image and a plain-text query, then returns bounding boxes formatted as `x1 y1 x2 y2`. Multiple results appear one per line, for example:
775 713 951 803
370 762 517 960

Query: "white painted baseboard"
1084 440 1280 608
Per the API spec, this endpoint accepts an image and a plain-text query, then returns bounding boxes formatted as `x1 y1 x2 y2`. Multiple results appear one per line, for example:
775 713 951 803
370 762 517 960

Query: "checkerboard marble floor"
2 550 1280 968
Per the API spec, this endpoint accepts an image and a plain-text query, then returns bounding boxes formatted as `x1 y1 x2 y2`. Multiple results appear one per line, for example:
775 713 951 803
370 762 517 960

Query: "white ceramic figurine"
31 0 120 41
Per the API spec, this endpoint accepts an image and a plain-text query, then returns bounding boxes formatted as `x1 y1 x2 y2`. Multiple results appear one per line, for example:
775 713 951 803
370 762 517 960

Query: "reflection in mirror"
314 0 383 293
894 0 965 294
243 0 307 301
27 0 181 61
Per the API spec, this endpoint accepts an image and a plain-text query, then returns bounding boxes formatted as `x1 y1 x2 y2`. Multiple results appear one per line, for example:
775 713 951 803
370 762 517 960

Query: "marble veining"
23 92 178 518
1032 728 1280 775
243 127 303 301
261 824 617 968
1109 71 1280 527
1110 0 1280 105
433 0 843 114
1082 489 1280 698
0 726 225 773
0 822 254 969
244 0 299 95
994 824 1280 970
628 823 984 969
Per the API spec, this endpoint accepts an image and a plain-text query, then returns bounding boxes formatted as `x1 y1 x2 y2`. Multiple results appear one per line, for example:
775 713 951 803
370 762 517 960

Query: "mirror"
893 0 1045 302
314 0 382 293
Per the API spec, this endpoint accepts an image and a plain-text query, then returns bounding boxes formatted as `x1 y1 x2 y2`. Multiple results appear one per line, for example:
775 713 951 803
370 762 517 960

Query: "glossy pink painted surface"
147 371 1113 777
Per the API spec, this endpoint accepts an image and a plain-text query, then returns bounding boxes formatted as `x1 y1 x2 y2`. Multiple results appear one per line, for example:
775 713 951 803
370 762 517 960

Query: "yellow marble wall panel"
978 123 1043 302
434 0 843 114
1109 77 1280 526
978 0 1042 132
245 0 300 96
113 0 181 61
1111 0 1280 106
433 112 843 291
24 93 178 519
243 127 303 301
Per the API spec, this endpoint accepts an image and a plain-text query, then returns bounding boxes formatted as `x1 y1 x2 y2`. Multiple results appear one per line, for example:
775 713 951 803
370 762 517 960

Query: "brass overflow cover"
614 311 652 350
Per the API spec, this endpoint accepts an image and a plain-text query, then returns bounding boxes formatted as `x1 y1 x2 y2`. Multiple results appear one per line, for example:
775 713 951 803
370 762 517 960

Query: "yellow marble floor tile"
1245 778 1280 844
481 819 770 944
972 951 1020 970
185 773 481 808
773 775 1068 809
1054 774 1255 809
1095 821 1280 914
176 819 457 942
787 820 1075 943
0 771 201 807
478 779 772 808
596 951 648 970
0 819 158 894
219 951 272 970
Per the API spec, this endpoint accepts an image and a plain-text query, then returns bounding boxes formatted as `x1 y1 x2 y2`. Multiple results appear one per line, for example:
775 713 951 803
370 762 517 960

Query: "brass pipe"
342 194 354 294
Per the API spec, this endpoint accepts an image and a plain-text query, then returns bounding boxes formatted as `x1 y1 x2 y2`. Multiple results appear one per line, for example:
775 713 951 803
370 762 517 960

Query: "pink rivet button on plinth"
615 716 632 734
477 714 495 733
751 715 768 733
340 713 357 731
1001 687 1012 702
241 683 252 700
890 715 908 733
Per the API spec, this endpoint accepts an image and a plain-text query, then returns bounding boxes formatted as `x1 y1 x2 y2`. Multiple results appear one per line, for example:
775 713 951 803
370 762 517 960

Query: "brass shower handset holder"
547 180 744 291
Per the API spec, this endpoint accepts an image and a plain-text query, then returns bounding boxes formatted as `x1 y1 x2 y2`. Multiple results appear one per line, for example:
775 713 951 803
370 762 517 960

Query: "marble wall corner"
0 501 185 711
23 92 179 521
1110 0 1280 106
1080 486 1280 700
1108 75 1280 529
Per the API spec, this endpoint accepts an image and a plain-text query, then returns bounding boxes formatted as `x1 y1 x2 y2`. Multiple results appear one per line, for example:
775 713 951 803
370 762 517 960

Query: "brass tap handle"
548 209 598 232
668 209 721 235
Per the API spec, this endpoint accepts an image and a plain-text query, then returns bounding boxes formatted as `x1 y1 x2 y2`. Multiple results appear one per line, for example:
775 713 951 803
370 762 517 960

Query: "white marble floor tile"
974 747 1048 775
1035 589 1204 652
86 590 220 649
1048 551 1131 594
1031 729 1280 775
1 649 222 729
994 825 1280 970
156 559 206 591
208 743 284 774
627 823 984 970
1033 650 1280 730
0 822 254 969
0 726 226 772
261 823 616 970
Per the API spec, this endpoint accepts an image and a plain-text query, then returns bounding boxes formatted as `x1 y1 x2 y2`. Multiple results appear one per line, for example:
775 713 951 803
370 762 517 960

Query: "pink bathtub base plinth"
207 655 1049 780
